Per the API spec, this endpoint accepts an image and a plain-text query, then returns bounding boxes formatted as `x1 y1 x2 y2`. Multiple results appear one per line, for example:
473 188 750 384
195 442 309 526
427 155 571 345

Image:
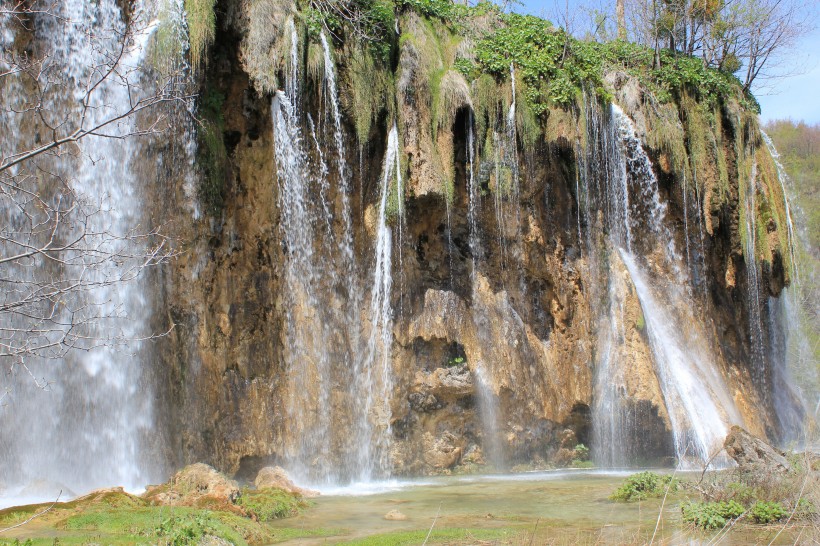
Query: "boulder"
144 463 239 506
423 432 463 470
384 509 408 521
461 444 486 466
413 365 473 402
254 466 319 498
723 426 790 473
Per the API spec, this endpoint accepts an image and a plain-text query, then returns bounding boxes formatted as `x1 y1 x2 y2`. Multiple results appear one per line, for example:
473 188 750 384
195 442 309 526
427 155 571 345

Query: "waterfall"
466 111 506 469
272 90 335 480
621 253 740 464
589 102 742 466
761 132 798 274
273 27 398 486
474 366 505 469
760 132 816 439
741 161 767 382
287 19 299 108
0 0 167 502
355 124 401 481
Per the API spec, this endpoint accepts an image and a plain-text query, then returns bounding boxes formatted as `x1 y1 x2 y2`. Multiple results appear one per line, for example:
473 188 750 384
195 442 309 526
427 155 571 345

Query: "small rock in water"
384 509 408 521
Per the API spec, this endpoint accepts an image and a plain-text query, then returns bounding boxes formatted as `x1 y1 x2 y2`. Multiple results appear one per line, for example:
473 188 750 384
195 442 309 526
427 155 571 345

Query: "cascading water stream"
466 111 506 469
760 132 816 437
273 26 396 486
272 89 335 480
620 253 741 464
589 103 743 466
741 161 767 383
761 131 798 277
354 124 401 481
0 0 168 502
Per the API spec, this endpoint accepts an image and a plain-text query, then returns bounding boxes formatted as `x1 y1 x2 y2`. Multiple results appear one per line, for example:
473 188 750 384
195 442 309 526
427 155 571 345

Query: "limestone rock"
461 444 486 466
552 448 576 467
423 432 463 469
254 466 319 498
384 509 408 521
408 392 442 412
144 463 239 507
413 365 473 402
724 426 790 473
558 429 578 449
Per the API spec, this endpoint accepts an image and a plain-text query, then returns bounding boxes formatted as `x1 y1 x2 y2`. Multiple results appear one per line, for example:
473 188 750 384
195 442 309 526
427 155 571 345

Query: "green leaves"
470 11 751 116
610 471 679 502
749 500 788 524
682 500 745 529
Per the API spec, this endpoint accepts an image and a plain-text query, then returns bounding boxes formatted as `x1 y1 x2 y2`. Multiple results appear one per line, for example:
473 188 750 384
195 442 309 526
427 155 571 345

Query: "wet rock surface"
724 426 791 473
254 466 319 498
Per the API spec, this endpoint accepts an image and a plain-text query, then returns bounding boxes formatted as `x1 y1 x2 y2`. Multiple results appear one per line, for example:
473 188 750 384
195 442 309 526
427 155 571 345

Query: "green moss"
235 488 306 521
185 0 216 67
197 86 228 216
345 43 394 143
635 310 645 331
147 1 187 75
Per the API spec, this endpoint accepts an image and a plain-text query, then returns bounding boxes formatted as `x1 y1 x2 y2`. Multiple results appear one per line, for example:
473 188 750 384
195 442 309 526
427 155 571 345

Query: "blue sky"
515 0 820 124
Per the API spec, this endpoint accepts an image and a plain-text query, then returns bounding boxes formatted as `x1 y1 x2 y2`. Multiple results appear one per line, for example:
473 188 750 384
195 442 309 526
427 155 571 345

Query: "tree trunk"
616 0 626 40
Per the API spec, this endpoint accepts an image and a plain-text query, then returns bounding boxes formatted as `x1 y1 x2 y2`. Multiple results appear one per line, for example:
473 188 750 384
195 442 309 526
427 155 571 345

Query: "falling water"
589 103 742 466
621 253 741 464
320 30 361 386
474 366 505 469
465 111 506 468
0 0 167 502
272 90 335 480
741 161 767 382
760 132 816 439
355 124 401 481
274 29 397 485
761 131 798 276
286 19 299 108
467 111 482 278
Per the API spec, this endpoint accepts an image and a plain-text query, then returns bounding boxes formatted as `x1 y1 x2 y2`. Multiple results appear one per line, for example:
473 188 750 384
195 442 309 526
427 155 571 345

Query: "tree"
0 1 189 385
618 0 815 93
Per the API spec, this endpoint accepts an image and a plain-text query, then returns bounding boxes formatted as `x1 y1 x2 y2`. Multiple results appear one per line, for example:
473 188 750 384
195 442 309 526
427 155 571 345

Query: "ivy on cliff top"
472 12 754 114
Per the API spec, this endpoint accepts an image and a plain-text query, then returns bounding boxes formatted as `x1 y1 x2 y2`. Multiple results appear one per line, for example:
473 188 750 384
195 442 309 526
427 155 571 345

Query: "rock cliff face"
152 0 802 480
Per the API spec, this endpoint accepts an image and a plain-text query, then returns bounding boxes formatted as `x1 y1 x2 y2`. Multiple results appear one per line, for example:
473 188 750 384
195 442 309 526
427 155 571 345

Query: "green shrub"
749 500 788 524
447 356 465 367
681 500 745 529
610 471 678 502
573 444 590 461
236 488 304 521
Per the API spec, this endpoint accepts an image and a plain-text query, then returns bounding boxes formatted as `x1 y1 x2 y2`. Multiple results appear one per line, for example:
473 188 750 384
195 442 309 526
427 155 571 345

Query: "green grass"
0 491 276 546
